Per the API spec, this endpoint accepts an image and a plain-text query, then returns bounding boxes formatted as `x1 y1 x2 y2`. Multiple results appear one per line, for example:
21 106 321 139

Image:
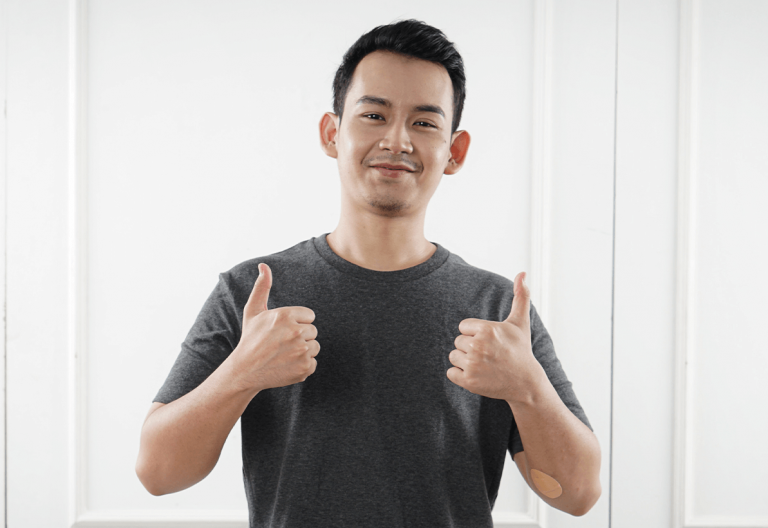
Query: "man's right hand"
229 263 320 393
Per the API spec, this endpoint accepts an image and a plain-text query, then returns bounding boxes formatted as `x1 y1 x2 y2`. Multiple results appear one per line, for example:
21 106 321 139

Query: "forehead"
345 50 453 112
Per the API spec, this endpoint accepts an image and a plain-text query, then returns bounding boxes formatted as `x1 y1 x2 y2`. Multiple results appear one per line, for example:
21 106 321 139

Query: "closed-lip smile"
371 163 414 172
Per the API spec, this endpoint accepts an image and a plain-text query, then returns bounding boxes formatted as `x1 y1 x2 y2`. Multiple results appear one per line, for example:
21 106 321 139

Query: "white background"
2 0 767 527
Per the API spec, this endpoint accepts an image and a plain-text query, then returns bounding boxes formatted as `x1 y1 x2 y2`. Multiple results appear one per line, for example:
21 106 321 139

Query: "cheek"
425 140 451 165
340 125 377 158
336 138 371 174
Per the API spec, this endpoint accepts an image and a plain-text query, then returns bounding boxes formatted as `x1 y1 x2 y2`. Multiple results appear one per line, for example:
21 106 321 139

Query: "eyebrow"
355 95 445 118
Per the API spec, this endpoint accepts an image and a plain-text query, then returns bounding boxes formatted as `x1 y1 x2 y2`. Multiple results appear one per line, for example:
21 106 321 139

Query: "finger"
292 322 318 341
289 306 316 324
301 323 319 341
453 334 473 354
448 348 468 369
458 318 486 336
504 271 531 328
446 366 465 386
244 263 272 319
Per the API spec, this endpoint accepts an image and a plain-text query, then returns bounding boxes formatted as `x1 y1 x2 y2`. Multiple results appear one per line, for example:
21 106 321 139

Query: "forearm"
136 352 259 495
508 359 601 516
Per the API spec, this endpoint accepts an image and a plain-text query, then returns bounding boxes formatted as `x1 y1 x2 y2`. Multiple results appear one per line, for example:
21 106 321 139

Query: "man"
136 19 601 526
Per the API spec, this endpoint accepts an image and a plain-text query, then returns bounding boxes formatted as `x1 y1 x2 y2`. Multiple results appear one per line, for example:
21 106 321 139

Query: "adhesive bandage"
530 469 563 498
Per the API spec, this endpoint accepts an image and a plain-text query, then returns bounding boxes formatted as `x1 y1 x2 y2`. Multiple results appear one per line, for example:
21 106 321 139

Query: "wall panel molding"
673 1 768 527
0 0 8 521
671 0 697 524
529 0 554 327
68 0 89 525
74 510 247 528
65 2 255 524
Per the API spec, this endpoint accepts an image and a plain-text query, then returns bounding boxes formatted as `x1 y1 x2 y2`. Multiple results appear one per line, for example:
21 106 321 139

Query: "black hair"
332 19 466 134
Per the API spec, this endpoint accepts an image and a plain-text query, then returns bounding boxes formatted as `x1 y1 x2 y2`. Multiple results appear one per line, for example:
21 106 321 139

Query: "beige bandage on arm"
530 469 563 498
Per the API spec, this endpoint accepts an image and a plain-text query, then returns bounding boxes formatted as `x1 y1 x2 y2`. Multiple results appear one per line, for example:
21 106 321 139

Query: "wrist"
506 356 548 407
220 348 262 400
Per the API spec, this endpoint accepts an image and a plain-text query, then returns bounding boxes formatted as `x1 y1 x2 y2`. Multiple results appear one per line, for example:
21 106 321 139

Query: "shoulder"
442 252 546 326
443 252 516 291
215 237 317 304
226 237 314 280
441 252 533 321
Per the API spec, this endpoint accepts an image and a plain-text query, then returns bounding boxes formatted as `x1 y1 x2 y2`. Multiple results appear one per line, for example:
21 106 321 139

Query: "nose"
378 121 413 154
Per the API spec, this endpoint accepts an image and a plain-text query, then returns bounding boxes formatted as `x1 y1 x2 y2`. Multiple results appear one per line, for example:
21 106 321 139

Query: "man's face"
324 50 464 217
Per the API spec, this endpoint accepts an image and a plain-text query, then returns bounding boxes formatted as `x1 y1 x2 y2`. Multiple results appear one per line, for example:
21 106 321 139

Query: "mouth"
370 164 415 178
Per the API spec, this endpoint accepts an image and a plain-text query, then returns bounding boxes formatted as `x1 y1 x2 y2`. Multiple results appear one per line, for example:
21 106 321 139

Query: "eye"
363 113 384 121
415 121 436 128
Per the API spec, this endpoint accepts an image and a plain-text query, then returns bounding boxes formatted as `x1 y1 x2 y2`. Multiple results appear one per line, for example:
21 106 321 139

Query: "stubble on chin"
366 195 407 214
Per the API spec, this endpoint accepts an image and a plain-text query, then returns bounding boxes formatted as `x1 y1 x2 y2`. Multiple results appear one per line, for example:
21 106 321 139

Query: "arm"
136 263 319 496
447 271 601 516
135 353 259 496
508 360 601 516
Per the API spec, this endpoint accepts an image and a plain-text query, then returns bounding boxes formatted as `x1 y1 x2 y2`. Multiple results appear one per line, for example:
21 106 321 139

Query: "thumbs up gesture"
447 272 537 402
229 263 320 393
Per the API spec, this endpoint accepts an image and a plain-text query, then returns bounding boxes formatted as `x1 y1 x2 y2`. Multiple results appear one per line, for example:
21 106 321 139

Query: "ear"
444 130 471 175
319 112 339 159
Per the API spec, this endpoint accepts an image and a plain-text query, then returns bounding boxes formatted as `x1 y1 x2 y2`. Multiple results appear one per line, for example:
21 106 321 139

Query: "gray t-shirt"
154 233 592 528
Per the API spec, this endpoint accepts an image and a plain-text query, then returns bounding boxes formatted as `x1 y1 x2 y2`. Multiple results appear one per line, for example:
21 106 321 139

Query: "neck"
326 220 436 272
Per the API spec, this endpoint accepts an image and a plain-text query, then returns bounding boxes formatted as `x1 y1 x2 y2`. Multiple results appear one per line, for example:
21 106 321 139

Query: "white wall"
2 1 766 527
613 1 768 527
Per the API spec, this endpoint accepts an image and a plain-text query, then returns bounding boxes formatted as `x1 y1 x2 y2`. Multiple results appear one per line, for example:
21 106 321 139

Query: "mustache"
364 155 420 172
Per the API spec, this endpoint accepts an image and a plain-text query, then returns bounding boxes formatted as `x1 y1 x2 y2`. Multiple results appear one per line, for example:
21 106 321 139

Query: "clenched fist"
229 263 320 393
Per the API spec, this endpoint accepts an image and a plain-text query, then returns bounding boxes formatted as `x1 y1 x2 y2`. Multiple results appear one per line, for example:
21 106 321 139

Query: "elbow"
135 447 212 496
570 435 602 516
136 462 162 496
571 481 601 517
136 453 171 496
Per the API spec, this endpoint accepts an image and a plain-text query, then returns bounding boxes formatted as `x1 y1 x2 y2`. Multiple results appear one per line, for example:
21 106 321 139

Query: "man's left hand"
447 271 539 402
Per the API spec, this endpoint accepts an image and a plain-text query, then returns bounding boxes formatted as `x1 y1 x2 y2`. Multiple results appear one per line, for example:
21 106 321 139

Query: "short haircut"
332 19 466 134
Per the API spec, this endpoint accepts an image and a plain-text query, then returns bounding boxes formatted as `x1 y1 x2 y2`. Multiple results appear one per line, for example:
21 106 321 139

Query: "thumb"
244 263 272 318
504 271 530 328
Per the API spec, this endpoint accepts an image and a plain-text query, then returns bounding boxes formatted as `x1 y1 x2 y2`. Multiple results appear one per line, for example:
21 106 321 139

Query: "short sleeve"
153 272 242 404
508 302 593 458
